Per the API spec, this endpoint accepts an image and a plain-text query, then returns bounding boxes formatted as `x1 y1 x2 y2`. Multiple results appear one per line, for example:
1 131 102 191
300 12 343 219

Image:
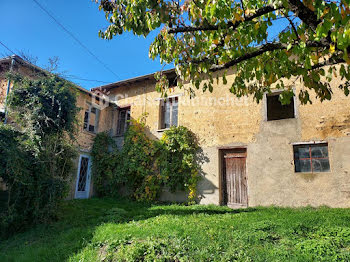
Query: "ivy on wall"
91 116 200 202
0 74 78 238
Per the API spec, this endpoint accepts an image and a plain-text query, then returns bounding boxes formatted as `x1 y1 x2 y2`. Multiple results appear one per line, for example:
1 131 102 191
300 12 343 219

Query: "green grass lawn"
1 199 350 261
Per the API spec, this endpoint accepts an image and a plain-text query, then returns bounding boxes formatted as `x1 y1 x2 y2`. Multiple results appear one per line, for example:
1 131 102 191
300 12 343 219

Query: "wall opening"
266 93 295 121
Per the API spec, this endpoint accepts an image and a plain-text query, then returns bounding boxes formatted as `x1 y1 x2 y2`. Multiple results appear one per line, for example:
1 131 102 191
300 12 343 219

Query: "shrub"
91 132 121 197
158 126 200 202
0 74 78 238
91 115 200 203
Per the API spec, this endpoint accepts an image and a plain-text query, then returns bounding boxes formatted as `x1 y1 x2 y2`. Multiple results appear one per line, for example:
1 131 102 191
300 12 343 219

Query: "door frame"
219 147 248 207
74 154 92 199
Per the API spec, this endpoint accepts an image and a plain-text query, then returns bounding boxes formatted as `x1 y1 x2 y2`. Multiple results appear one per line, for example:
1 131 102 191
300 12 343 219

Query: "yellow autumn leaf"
234 12 241 21
311 54 319 64
330 44 335 54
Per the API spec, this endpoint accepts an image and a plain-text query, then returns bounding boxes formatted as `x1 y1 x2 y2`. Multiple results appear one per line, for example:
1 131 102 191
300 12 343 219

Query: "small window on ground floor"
266 92 295 121
293 143 330 173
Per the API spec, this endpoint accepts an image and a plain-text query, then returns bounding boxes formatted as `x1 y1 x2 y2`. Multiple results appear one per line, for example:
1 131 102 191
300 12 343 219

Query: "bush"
91 132 121 197
158 126 200 201
0 74 78 238
91 116 200 202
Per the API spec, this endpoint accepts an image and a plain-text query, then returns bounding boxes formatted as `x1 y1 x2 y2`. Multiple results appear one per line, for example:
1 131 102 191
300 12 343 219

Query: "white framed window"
116 107 131 136
83 104 100 133
160 96 178 129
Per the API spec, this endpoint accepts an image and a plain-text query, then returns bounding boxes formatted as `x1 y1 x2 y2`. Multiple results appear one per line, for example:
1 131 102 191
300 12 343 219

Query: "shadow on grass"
0 198 256 262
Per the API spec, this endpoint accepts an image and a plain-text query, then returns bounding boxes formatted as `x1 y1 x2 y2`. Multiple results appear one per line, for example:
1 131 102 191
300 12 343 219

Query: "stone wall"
102 69 350 207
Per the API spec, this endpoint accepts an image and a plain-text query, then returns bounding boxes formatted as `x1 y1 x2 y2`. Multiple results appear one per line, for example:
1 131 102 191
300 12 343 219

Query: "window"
116 107 130 136
84 104 100 133
160 97 178 129
0 110 4 122
266 93 295 121
293 143 330 173
168 75 177 87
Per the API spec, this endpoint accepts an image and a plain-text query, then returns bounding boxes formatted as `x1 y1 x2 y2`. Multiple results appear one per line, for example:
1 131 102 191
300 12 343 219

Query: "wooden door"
224 153 248 207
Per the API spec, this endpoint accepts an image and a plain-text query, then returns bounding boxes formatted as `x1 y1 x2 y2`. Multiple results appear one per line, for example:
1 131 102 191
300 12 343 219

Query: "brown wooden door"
224 153 248 207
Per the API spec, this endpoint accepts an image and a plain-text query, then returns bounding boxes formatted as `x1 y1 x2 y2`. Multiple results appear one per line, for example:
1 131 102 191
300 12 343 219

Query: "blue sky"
0 0 167 90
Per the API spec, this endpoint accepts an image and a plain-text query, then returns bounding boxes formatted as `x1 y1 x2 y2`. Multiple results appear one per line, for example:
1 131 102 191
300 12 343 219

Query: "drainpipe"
3 56 15 124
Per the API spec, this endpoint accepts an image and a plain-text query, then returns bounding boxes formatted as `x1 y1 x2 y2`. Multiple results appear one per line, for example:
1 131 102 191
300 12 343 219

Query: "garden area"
1 198 350 261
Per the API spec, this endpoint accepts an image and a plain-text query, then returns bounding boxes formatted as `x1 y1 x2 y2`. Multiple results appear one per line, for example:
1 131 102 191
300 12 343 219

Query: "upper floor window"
84 104 100 133
160 97 178 129
116 107 130 136
168 75 177 87
266 92 295 121
293 143 330 173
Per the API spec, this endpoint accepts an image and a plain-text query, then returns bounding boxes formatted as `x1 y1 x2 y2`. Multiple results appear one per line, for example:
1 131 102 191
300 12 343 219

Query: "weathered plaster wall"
105 69 350 207
68 91 115 199
0 78 8 111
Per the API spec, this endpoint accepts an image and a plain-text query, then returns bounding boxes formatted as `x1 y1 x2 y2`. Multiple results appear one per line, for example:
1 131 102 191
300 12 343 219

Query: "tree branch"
283 13 299 40
310 56 345 71
210 39 331 71
212 42 287 71
168 4 283 34
286 0 320 31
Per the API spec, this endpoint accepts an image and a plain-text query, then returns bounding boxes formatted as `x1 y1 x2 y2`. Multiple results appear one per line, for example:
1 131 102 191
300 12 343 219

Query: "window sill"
157 128 170 132
112 134 125 138
295 171 331 174
266 117 296 122
82 130 97 136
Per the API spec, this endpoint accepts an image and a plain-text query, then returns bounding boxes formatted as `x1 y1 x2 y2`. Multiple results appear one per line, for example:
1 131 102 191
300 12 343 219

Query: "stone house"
1 55 350 208
89 68 350 208
0 55 112 199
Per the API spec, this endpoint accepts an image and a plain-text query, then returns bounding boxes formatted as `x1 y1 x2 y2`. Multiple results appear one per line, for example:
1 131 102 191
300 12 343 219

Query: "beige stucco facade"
91 69 350 208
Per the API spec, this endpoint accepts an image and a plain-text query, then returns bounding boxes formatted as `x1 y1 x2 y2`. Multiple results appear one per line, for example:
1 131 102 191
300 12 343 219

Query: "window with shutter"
160 97 178 129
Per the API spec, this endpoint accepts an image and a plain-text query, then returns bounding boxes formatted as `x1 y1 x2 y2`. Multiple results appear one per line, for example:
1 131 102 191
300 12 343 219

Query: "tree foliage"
8 74 79 141
0 75 78 238
97 0 350 104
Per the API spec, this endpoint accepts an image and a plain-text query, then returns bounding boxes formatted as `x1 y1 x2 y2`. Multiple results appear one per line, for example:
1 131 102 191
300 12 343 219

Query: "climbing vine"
91 132 121 197
91 116 200 202
0 74 78 238
158 126 200 202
